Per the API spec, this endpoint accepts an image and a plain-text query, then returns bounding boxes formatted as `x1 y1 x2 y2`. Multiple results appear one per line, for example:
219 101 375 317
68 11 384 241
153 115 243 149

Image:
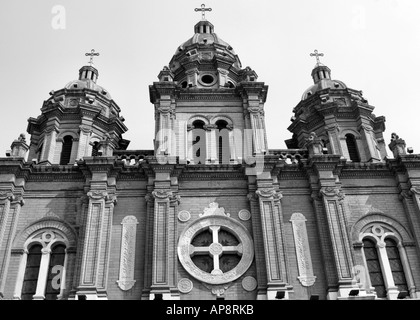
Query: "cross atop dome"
194 4 212 20
310 49 324 66
85 49 100 67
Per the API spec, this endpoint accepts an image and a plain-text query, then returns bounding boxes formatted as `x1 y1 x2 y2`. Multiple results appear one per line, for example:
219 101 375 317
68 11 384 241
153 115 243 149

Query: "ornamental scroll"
290 213 316 287
117 215 139 291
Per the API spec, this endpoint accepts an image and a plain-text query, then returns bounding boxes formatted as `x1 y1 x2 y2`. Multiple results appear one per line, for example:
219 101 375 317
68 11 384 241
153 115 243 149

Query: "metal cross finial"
195 4 212 20
85 49 100 66
310 49 324 65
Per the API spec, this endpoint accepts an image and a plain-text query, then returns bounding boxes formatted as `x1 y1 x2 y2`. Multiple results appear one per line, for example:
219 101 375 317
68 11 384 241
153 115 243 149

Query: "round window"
201 74 215 85
178 212 254 285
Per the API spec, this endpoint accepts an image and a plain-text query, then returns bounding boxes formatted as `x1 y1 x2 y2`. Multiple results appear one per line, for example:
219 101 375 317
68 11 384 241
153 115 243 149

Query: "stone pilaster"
150 189 172 299
254 185 292 299
247 190 268 299
76 189 116 300
76 125 92 160
0 188 24 296
319 186 356 296
41 126 59 164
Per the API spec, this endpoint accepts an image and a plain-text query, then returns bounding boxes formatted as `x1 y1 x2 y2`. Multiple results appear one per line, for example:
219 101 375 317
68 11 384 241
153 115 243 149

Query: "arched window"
363 238 386 298
91 141 100 156
216 120 230 164
16 230 69 300
192 120 206 164
21 244 42 300
385 238 408 292
60 135 73 165
45 244 66 300
345 134 360 162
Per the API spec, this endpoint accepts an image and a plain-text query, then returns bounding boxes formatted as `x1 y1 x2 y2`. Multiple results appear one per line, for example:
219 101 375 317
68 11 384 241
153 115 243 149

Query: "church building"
1 6 420 300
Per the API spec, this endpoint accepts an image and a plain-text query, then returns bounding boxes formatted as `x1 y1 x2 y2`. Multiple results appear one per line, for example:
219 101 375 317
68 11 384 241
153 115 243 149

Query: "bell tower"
26 50 129 165
287 50 387 162
149 8 268 165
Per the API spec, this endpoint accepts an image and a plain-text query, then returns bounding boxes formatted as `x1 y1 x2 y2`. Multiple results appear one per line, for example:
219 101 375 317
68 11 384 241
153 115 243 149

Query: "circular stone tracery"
178 215 254 285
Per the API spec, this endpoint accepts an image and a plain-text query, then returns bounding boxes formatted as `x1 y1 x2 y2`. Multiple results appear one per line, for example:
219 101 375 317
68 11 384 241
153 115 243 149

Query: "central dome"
166 20 246 89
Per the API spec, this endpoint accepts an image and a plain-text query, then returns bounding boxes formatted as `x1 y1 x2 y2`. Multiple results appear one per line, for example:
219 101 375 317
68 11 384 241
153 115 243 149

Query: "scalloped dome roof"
64 79 112 100
301 79 347 100
301 63 347 100
63 65 112 99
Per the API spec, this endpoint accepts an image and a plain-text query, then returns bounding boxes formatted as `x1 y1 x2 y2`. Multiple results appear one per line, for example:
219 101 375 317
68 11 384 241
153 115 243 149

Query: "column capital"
87 190 109 201
79 125 92 134
255 188 282 201
152 190 173 200
0 190 14 201
319 186 345 201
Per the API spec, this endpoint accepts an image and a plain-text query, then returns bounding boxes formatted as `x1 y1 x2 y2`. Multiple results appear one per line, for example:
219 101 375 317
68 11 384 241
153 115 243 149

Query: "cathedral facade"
1 15 420 301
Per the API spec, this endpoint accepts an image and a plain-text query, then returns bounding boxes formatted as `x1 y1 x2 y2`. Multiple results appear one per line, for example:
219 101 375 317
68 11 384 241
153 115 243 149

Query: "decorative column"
204 124 217 163
217 68 229 87
247 106 266 155
325 124 342 156
169 194 180 298
41 126 59 163
76 125 92 160
77 190 116 300
247 190 268 299
0 190 24 297
186 68 198 87
141 192 154 300
255 187 291 299
32 247 51 300
359 124 380 162
227 124 236 164
150 190 180 300
319 186 357 298
376 241 399 300
156 104 176 159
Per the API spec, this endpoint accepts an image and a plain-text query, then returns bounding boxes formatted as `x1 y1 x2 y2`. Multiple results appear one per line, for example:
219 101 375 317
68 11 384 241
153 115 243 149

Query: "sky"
1 0 419 158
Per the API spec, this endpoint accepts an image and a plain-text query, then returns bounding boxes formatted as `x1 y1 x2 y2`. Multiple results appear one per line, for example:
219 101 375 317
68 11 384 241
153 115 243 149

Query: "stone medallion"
178 210 191 222
178 278 193 294
238 209 251 221
241 276 257 292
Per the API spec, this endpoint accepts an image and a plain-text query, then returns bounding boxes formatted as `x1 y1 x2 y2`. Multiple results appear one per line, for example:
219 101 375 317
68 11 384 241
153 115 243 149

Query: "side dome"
64 65 112 100
301 63 347 100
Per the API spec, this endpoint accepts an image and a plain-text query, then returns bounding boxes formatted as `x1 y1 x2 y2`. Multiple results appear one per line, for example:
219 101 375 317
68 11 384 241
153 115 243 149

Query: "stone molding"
117 215 139 291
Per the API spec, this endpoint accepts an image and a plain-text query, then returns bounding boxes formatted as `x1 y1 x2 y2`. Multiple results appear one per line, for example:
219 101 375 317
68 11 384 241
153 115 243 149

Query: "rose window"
178 203 254 285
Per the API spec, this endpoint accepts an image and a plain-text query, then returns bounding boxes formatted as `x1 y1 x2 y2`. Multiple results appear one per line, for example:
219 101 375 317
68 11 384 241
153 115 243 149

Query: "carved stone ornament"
255 188 282 201
203 282 232 296
170 194 181 205
152 190 173 200
178 278 193 294
290 213 316 287
241 276 257 292
238 209 251 221
117 215 139 291
144 193 153 203
0 191 14 201
199 202 230 218
87 190 109 201
178 203 254 285
319 187 345 201
178 210 191 222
